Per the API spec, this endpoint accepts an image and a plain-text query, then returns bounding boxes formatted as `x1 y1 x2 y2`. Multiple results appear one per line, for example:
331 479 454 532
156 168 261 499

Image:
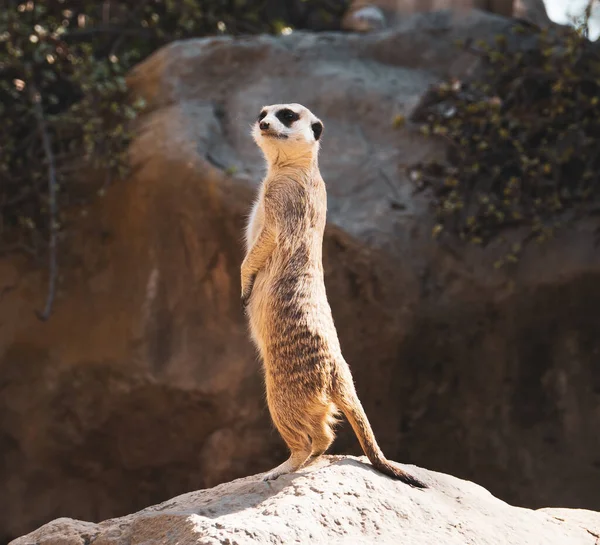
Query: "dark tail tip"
397 471 428 489
375 460 428 489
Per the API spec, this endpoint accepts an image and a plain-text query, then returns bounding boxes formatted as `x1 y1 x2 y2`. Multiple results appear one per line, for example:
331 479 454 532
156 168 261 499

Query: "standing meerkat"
241 103 425 487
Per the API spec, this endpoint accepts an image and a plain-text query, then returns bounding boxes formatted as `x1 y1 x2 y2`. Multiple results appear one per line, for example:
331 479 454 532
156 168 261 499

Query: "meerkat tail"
334 387 427 489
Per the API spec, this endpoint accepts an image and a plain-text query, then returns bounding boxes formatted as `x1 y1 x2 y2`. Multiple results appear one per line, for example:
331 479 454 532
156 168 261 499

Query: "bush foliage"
3 1 599 315
407 21 600 267
0 0 348 317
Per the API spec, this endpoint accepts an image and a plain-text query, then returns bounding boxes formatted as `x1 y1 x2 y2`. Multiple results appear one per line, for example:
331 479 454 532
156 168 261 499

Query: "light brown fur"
241 103 425 487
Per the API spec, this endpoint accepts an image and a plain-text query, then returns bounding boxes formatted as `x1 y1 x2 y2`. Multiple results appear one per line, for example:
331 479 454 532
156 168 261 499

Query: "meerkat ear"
311 121 323 141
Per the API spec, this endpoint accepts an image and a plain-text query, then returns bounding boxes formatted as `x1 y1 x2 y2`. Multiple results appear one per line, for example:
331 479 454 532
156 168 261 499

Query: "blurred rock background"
1 1 599 543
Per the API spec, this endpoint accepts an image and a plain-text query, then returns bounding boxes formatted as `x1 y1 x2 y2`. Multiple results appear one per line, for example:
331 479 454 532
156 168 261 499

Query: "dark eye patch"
275 108 300 127
258 110 267 121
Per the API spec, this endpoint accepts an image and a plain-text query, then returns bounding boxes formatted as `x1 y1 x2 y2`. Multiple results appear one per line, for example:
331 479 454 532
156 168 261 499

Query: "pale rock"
10 457 600 545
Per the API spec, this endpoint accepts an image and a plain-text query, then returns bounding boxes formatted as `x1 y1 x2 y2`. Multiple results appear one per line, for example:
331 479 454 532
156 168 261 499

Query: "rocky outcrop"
513 0 551 25
1 9 599 544
341 0 549 31
10 456 600 545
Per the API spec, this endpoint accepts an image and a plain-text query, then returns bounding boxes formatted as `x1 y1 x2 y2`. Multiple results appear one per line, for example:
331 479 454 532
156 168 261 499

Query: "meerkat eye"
258 110 267 122
276 108 300 127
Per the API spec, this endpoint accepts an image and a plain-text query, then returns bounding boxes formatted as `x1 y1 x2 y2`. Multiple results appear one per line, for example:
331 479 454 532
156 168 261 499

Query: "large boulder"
10 456 600 545
1 9 599 543
514 0 551 25
341 0 550 31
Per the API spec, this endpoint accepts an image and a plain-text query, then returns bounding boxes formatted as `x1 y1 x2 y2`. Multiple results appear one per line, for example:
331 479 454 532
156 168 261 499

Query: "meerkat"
241 103 425 488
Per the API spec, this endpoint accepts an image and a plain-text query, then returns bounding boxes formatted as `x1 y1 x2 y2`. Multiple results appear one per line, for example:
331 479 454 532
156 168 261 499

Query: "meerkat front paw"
240 273 256 308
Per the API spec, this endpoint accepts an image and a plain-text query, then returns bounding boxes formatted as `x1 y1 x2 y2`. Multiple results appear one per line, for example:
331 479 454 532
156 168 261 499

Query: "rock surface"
341 0 548 31
10 456 600 545
1 9 599 544
514 0 551 25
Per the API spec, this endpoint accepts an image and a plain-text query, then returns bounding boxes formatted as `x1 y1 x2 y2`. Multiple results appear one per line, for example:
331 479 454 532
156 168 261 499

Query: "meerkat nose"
259 121 270 130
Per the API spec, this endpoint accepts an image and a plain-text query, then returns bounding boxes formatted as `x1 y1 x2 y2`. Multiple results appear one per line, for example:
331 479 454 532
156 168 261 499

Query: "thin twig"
109 0 152 56
583 0 596 38
30 86 58 321
378 168 403 203
102 0 111 23
63 25 153 39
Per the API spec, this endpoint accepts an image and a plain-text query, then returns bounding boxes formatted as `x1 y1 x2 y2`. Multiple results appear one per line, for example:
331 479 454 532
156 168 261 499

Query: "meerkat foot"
262 467 288 481
262 449 312 481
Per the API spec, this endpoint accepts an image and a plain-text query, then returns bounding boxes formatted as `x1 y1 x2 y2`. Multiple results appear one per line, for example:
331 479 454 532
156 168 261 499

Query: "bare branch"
30 86 59 322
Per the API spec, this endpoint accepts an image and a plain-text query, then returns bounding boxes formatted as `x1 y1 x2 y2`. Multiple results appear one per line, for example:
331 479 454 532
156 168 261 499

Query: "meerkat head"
252 103 324 166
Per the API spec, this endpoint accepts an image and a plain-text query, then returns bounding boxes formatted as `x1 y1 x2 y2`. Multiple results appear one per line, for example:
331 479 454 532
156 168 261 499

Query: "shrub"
406 21 600 268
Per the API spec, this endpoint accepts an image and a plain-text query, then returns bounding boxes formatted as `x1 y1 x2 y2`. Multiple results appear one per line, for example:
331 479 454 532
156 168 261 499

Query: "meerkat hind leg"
309 411 337 458
310 431 334 458
263 419 313 481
